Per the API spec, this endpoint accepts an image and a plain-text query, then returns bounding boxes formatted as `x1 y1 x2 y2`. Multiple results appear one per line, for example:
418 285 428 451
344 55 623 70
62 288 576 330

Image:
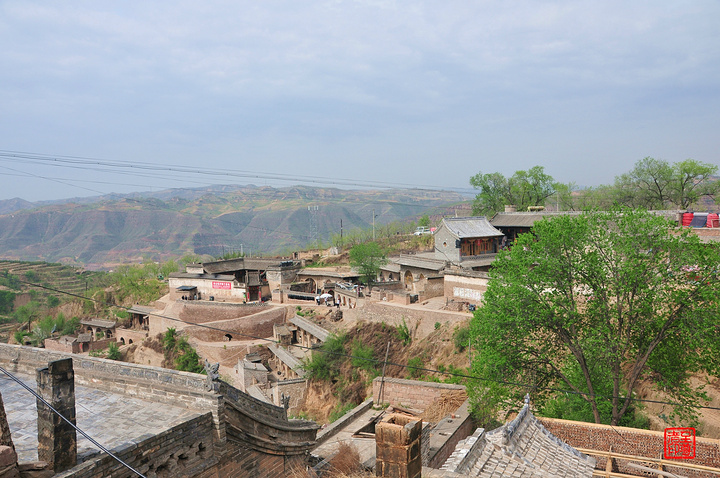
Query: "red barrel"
708 213 719 228
682 212 694 226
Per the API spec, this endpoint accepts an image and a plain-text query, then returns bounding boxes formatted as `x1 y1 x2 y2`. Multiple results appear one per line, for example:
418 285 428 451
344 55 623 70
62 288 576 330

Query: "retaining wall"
372 377 465 411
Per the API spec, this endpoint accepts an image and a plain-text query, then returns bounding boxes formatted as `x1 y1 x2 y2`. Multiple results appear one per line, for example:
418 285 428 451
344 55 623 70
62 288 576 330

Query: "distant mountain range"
0 185 470 269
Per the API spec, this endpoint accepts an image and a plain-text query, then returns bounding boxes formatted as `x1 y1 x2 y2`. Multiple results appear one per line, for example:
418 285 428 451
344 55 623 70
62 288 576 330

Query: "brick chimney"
376 414 422 478
36 358 77 473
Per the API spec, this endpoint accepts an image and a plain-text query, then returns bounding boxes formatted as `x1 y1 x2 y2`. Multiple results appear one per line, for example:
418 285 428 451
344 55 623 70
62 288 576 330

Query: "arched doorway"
404 270 414 289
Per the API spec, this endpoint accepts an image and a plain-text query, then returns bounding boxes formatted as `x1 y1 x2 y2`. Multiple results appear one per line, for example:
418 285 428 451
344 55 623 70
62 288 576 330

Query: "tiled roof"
459 255 498 269
268 343 305 377
490 211 581 227
441 217 504 239
297 268 359 278
290 315 330 342
80 319 117 329
127 305 156 315
168 272 236 281
395 254 446 271
440 397 596 477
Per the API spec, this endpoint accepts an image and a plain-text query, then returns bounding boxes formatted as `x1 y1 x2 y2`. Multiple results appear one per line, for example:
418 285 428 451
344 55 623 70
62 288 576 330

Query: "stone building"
433 216 504 271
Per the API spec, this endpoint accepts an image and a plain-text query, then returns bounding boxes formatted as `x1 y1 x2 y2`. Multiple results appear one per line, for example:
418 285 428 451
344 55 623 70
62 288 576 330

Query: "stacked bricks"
539 417 720 478
36 358 77 473
376 414 422 478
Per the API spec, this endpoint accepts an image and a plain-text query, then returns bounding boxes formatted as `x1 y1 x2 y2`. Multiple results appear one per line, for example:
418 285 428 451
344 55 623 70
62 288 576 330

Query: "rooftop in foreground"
0 372 202 462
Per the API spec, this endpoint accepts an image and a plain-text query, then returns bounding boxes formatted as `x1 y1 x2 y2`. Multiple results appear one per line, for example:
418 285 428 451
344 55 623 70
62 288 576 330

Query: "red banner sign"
212 281 232 290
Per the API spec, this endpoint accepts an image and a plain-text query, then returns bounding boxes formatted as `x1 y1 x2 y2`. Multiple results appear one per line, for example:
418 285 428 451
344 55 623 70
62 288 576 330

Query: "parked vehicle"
414 226 433 235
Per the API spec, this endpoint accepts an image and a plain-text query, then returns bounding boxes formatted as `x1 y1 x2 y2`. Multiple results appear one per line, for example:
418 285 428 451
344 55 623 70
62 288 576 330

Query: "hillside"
0 185 469 268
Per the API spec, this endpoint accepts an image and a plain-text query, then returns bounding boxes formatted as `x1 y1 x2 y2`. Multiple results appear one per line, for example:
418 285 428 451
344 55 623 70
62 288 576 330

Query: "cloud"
0 1 719 200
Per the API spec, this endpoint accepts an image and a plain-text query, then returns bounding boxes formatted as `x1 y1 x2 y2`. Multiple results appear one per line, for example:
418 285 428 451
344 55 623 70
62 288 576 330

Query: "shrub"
106 342 121 360
303 333 347 381
407 356 424 379
453 325 470 352
396 318 411 345
350 340 375 373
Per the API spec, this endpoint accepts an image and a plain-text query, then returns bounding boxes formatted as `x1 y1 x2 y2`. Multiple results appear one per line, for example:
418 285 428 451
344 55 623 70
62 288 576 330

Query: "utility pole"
240 244 244 256
340 219 343 248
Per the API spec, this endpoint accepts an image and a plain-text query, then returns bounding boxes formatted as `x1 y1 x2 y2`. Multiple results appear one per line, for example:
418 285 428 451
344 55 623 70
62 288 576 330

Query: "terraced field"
0 260 108 299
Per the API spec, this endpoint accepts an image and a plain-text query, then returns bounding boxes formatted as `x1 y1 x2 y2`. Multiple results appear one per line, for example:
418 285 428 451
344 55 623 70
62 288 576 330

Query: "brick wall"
373 377 466 410
87 338 114 352
539 417 720 478
54 413 218 478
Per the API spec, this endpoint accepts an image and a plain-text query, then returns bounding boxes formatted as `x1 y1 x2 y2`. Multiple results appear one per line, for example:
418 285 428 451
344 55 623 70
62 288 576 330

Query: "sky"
1 1 719 202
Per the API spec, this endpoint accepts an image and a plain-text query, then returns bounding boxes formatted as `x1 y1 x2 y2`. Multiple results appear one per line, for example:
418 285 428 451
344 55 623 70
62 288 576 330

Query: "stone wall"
426 400 474 469
0 344 217 412
443 273 488 304
54 413 218 478
172 303 270 325
270 379 307 413
182 307 287 342
114 328 148 346
373 377 465 410
355 302 470 340
0 344 319 478
539 417 720 478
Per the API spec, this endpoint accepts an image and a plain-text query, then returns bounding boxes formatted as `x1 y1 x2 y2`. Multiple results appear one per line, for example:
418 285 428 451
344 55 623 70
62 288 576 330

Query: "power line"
14 278 720 415
0 150 478 195
0 366 146 478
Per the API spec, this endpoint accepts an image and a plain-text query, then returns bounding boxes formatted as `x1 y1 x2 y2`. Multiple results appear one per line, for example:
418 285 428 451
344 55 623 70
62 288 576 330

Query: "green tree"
0 290 15 315
671 159 719 208
349 242 387 285
470 166 557 215
418 215 431 227
613 158 718 209
469 208 720 426
106 341 121 360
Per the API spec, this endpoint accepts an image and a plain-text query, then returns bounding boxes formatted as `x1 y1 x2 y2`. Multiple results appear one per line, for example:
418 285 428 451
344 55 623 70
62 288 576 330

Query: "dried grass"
420 389 467 423
329 442 363 475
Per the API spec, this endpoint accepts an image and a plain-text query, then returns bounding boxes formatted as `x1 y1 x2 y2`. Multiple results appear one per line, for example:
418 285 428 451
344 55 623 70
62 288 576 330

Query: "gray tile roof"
441 217 504 239
80 319 117 329
490 211 582 228
268 343 306 377
440 398 595 477
395 254 447 271
459 254 498 269
127 305 156 315
168 272 237 281
290 316 330 342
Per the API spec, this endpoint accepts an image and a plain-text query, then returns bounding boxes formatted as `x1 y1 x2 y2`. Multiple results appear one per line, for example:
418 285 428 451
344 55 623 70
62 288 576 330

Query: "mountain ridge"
0 184 470 269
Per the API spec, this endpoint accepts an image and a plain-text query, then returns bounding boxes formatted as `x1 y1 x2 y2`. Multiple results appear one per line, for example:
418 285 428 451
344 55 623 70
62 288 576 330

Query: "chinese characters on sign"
212 281 232 290
664 427 695 459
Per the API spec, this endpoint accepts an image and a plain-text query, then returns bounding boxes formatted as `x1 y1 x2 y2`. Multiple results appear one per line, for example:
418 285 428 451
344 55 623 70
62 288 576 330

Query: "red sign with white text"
212 281 232 290
664 428 695 459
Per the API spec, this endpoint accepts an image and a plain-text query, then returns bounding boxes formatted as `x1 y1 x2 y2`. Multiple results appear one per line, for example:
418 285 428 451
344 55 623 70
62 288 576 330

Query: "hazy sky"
1 1 719 201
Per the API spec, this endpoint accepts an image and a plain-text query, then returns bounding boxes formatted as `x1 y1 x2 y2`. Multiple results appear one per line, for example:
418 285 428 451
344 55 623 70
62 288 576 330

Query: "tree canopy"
349 242 387 285
470 166 557 216
469 208 720 426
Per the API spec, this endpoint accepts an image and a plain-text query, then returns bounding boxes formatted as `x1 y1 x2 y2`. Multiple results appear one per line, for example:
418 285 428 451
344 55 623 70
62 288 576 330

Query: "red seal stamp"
664 427 695 459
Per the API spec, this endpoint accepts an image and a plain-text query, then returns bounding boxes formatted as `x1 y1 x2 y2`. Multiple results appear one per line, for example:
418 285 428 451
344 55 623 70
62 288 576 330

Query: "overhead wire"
13 277 720 415
0 365 146 478
0 149 478 194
